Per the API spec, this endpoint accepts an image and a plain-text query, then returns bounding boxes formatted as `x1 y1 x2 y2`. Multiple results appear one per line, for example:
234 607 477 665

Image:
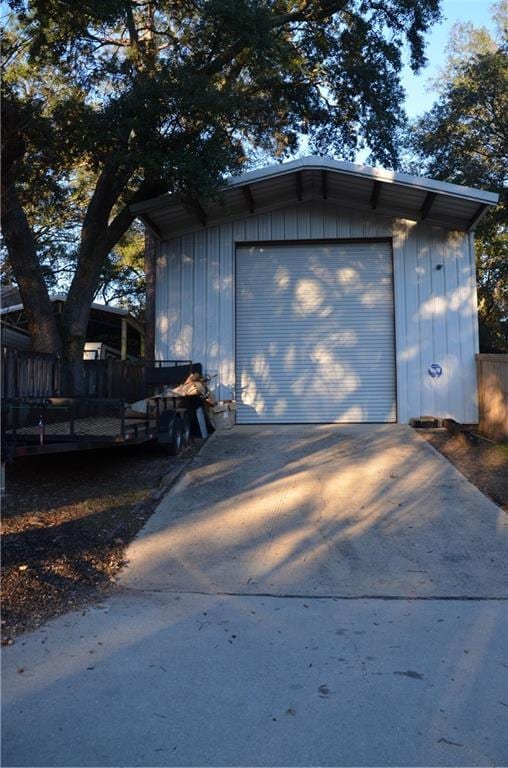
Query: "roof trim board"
131 155 498 238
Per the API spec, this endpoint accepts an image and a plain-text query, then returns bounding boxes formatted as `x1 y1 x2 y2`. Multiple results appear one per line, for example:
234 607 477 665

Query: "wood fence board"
1 348 61 398
2 348 146 401
476 354 508 442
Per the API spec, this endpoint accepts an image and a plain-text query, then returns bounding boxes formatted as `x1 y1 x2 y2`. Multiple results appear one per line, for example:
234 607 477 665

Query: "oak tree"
407 6 507 351
2 0 442 390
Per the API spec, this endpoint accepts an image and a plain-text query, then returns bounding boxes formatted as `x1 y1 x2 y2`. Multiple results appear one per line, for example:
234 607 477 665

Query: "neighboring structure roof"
132 155 499 240
0 285 22 308
0 324 31 351
0 293 144 334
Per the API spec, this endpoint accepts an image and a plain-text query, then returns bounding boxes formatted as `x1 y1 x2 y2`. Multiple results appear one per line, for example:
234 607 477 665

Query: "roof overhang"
132 156 499 240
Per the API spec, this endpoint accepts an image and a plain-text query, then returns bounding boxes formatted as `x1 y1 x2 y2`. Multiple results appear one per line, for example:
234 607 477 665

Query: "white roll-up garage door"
236 241 396 423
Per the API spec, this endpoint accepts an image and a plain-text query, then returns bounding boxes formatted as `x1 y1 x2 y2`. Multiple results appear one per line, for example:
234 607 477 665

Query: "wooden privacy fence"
1 347 146 402
83 359 145 402
476 353 508 442
1 347 61 398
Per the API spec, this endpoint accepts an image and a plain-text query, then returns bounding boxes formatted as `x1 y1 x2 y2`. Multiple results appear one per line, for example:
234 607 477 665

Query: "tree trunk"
60 174 161 394
61 238 112 395
144 228 156 361
59 161 131 393
0 177 61 354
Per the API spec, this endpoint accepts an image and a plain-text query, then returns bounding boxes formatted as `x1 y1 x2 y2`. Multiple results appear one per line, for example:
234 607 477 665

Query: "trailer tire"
166 414 183 456
180 412 191 446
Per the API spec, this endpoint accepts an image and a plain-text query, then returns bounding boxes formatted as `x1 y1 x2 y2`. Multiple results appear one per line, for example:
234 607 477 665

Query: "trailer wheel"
166 415 183 456
180 412 191 446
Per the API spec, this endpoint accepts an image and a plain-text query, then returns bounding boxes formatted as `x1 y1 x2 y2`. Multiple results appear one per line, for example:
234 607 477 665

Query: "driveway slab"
2 424 507 768
2 593 507 767
120 425 507 597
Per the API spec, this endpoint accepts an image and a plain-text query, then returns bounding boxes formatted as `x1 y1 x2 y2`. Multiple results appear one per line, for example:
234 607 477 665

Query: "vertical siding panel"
392 219 409 423
193 230 207 367
245 213 259 241
257 211 272 240
233 218 247 243
296 202 311 239
336 206 351 238
232 218 246 401
155 240 167 359
310 201 325 238
163 240 172 360
402 221 422 421
166 238 182 359
206 226 220 379
468 234 481 421
469 232 481 356
376 215 392 238
348 208 364 238
458 233 480 422
271 209 285 239
322 203 338 238
363 211 378 238
444 231 464 420
179 232 194 359
219 222 234 400
455 236 465 421
430 227 448 417
284 206 298 239
417 223 434 417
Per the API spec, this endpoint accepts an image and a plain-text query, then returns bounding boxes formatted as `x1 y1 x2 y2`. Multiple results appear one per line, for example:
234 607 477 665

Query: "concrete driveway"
121 424 506 598
2 425 507 767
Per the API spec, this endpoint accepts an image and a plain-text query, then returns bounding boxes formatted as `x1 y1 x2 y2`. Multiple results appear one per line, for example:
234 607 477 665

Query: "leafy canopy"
407 3 508 351
2 0 442 356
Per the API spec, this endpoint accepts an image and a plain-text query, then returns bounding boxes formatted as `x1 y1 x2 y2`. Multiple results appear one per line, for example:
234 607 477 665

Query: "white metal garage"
236 241 396 423
133 156 499 425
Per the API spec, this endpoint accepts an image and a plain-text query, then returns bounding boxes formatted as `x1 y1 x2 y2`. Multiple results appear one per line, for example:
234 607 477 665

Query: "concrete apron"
119 424 507 598
2 593 507 768
3 424 508 768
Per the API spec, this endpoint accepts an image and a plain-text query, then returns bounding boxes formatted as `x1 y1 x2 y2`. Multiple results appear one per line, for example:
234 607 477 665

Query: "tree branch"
272 0 350 29
203 0 350 76
104 179 163 253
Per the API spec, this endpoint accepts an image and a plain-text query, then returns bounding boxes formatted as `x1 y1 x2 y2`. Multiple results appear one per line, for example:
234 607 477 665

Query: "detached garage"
133 156 498 425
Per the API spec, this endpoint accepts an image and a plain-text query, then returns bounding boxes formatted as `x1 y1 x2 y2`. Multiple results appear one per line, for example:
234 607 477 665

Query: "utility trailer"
1 360 209 461
1 394 204 460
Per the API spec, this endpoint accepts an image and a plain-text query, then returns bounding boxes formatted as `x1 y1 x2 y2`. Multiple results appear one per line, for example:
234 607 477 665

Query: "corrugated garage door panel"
236 242 396 423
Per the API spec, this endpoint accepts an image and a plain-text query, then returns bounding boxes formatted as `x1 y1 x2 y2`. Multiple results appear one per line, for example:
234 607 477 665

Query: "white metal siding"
155 200 479 423
236 243 396 423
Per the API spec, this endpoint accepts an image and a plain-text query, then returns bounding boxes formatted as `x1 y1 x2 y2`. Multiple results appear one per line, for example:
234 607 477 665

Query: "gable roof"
132 155 499 240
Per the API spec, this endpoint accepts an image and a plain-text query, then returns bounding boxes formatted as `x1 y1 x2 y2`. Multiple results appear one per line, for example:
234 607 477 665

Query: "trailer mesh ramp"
11 417 125 438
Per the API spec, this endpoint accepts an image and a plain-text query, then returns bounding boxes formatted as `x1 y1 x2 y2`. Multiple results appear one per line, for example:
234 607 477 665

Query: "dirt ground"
1 440 203 642
418 428 508 512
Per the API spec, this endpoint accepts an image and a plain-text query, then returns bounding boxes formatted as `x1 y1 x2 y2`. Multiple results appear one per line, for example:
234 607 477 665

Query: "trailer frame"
1 393 203 460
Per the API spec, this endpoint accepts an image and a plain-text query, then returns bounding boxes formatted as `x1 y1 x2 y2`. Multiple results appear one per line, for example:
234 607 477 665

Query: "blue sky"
295 0 498 165
402 0 496 118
